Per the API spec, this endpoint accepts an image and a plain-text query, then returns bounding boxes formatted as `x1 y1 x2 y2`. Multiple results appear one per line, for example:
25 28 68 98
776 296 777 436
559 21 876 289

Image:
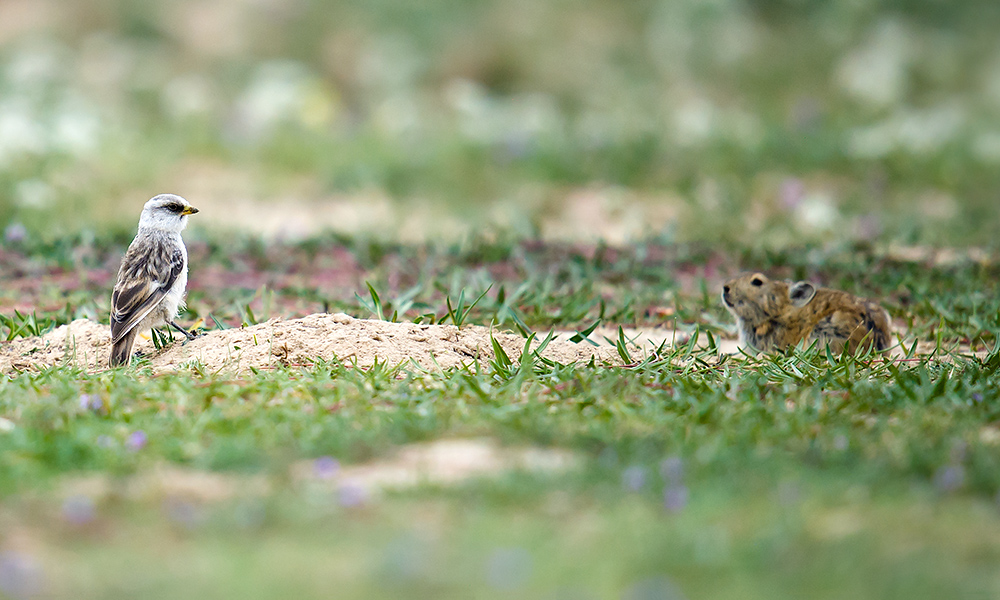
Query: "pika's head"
721 272 816 323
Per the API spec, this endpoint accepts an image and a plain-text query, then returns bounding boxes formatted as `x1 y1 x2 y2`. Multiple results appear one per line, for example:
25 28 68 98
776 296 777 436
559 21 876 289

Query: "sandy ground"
0 313 660 374
0 312 981 375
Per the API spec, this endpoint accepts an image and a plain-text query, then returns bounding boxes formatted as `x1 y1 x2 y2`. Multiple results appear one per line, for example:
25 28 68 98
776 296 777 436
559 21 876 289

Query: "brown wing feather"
110 238 185 343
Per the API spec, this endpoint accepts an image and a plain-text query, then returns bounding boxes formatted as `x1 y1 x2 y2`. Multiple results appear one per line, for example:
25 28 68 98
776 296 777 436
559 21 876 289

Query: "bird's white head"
137 194 199 234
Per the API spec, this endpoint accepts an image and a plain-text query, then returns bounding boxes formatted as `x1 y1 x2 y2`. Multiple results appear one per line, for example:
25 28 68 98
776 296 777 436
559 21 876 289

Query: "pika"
721 272 891 354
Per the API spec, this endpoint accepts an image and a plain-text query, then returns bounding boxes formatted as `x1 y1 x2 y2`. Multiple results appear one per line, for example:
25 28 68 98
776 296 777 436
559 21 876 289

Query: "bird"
109 194 199 367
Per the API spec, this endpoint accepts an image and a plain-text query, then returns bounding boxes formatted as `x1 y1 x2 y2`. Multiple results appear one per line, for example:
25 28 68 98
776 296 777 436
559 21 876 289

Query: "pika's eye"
750 276 764 287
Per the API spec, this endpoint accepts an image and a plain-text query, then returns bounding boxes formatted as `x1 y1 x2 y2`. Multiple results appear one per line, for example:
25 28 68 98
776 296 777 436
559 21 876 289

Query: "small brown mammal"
721 272 891 354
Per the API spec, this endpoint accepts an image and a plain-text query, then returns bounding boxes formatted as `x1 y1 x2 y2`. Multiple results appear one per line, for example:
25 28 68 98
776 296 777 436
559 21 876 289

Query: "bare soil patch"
0 313 629 374
0 313 979 375
53 439 580 508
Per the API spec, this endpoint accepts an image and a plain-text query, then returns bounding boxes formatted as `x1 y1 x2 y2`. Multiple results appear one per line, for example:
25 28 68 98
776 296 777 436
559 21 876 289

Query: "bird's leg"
169 320 199 341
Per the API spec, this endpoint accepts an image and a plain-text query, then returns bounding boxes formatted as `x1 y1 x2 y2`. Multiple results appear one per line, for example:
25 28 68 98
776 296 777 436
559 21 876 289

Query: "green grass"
2 333 1000 598
29 479 1000 599
3 0 1000 596
2 238 1000 597
3 235 999 346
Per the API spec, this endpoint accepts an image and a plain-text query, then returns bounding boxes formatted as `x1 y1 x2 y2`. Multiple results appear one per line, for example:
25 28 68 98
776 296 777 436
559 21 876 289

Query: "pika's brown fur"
721 272 892 354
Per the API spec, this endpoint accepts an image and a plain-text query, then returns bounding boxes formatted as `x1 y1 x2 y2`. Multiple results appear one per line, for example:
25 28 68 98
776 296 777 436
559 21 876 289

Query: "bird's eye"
165 203 183 213
751 276 764 287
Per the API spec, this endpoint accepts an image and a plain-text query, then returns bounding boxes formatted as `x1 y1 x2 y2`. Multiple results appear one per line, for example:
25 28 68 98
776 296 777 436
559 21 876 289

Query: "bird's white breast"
160 233 189 320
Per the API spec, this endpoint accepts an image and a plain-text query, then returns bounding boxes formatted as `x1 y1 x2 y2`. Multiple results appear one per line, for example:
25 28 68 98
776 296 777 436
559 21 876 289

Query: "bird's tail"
109 330 137 367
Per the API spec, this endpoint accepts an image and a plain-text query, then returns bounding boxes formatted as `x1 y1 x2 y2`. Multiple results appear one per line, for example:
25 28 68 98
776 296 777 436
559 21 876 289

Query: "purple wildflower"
622 466 647 492
314 456 340 479
3 223 27 245
78 394 102 412
934 465 965 493
663 484 689 513
972 393 984 403
338 481 368 507
126 430 147 452
0 551 42 599
780 178 805 210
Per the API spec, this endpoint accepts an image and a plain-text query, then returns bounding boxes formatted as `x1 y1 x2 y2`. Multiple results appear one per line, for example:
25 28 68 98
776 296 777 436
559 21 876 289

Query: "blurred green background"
4 3 1000 599
1 0 999 246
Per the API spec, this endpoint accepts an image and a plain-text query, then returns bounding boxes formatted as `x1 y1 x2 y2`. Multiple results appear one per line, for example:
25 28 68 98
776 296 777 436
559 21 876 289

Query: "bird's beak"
181 206 199 216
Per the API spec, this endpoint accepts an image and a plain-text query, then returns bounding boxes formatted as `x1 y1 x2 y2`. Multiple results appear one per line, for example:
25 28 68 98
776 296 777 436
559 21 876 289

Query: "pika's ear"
788 281 816 307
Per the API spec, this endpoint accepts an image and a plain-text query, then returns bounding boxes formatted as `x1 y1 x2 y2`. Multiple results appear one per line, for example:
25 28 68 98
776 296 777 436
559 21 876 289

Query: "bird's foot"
169 320 200 341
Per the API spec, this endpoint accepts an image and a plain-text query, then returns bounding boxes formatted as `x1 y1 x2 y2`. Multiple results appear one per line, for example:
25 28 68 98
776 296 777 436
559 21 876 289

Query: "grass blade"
569 319 601 346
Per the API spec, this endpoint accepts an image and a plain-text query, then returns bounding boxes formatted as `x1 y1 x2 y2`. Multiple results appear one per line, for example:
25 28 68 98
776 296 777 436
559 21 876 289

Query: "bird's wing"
110 238 186 344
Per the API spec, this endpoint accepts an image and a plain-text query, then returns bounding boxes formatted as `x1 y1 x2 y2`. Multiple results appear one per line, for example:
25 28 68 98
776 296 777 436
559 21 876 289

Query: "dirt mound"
5 313 958 375
0 313 629 374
